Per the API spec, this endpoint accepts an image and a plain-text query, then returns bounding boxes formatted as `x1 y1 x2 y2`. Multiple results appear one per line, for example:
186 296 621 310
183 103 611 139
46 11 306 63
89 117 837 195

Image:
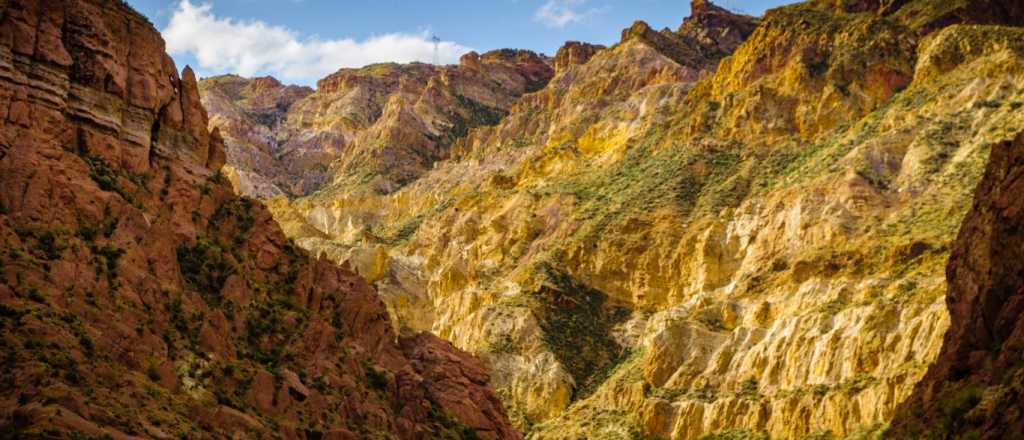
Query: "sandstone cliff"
0 0 518 438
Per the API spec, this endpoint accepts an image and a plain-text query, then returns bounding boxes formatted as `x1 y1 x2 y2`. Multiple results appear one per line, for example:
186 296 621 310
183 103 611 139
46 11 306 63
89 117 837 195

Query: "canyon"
2 0 1024 439
202 0 1024 438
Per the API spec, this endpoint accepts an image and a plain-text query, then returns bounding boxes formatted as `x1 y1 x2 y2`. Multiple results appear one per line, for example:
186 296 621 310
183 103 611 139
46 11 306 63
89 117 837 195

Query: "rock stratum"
229 0 1024 438
0 0 519 438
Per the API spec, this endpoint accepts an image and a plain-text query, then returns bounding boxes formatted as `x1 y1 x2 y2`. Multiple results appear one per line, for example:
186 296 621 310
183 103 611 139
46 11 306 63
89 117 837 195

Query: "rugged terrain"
887 135 1024 439
200 50 554 199
242 0 1024 438
0 0 519 438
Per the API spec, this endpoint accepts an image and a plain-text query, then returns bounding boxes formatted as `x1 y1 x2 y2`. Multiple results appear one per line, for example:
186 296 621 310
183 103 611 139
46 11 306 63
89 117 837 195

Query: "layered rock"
553 42 605 73
679 0 760 56
0 0 518 438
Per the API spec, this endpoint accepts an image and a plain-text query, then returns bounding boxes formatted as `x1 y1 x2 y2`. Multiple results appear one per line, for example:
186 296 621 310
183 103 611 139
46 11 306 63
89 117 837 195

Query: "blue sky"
127 0 791 87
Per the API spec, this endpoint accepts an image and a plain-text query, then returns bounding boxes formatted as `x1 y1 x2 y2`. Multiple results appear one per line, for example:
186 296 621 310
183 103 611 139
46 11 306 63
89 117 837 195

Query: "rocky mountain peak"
618 1 757 69
679 0 759 55
201 42 555 199
246 75 284 93
553 41 605 72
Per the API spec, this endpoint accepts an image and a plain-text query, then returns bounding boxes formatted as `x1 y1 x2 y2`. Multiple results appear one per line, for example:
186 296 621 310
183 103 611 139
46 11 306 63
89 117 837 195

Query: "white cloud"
534 0 605 28
162 1 472 85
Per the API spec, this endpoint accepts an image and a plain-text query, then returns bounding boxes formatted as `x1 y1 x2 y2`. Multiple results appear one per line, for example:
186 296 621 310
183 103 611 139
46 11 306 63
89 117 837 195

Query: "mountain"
200 51 554 199
227 0 1024 438
0 0 519 438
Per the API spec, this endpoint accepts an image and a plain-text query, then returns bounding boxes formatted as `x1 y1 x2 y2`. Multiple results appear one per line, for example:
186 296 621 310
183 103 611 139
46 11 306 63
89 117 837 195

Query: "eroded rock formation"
0 0 518 438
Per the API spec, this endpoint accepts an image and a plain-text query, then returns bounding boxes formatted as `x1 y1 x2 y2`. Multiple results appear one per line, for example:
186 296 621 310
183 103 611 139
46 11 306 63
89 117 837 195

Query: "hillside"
241 0 1024 438
0 0 519 438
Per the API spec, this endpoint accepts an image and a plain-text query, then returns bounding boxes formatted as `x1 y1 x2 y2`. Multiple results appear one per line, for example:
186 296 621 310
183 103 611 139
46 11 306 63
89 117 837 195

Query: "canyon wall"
0 0 518 438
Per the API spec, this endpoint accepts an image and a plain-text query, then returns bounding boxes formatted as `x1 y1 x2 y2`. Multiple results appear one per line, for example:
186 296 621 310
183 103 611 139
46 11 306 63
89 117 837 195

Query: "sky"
126 0 792 87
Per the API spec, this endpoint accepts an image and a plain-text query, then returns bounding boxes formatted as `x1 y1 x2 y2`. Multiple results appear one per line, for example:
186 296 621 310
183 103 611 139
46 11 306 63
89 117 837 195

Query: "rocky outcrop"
617 1 757 71
887 131 1024 437
553 42 605 73
889 0 1024 33
0 0 518 438
679 0 760 56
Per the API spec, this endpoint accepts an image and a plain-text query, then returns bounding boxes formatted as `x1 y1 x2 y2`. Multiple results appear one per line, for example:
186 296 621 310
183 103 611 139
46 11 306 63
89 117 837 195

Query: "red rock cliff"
0 0 519 438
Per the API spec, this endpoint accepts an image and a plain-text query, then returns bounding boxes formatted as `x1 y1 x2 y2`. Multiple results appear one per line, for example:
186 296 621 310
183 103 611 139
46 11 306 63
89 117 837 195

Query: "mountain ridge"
200 49 555 200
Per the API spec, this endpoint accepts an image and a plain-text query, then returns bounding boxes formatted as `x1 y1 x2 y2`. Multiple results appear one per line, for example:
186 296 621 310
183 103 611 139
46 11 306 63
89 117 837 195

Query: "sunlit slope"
269 1 1024 437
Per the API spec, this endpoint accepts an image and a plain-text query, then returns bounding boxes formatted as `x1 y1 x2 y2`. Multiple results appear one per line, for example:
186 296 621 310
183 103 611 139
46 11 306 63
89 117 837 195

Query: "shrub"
35 231 63 260
176 238 235 304
365 365 389 392
939 385 982 431
531 263 631 401
737 378 761 400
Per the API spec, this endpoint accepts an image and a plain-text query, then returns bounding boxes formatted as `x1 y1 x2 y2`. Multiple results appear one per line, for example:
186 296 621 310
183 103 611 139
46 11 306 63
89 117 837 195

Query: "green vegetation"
177 238 235 305
737 378 762 400
370 200 453 245
891 0 969 30
79 153 147 209
529 263 631 401
241 296 307 369
455 95 507 127
177 198 258 304
364 364 389 392
210 197 256 249
34 231 64 260
429 400 484 440
443 95 508 141
937 385 983 432
696 429 770 440
645 384 717 403
77 215 119 242
549 141 745 241
91 244 125 288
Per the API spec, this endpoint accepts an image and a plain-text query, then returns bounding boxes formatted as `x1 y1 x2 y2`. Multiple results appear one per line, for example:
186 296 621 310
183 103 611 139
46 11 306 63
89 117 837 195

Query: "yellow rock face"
262 4 1024 439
